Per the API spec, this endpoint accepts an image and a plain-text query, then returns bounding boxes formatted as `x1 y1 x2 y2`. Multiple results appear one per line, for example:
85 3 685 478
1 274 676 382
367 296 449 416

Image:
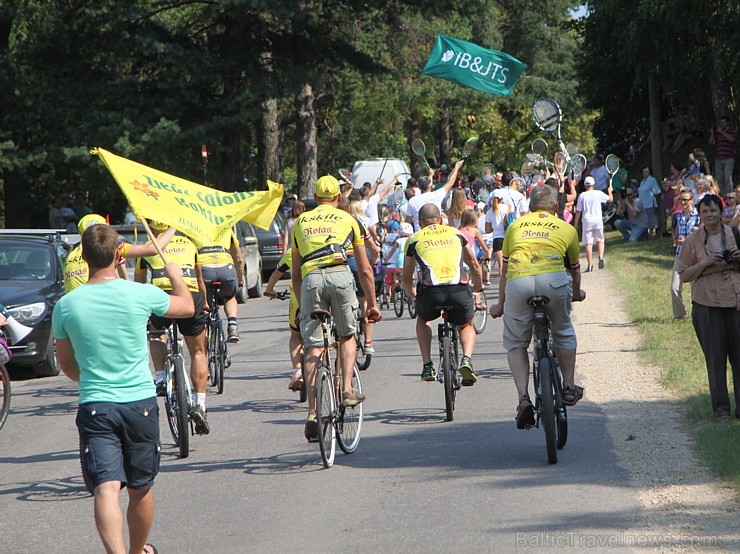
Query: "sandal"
143 545 159 554
288 369 304 391
562 385 584 406
516 396 535 429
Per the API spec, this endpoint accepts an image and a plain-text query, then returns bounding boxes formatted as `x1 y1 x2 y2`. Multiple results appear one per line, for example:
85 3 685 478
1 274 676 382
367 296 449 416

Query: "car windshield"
0 243 53 281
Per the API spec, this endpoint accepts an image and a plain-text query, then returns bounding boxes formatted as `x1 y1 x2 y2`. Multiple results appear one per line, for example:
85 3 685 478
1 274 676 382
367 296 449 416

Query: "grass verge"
605 232 740 489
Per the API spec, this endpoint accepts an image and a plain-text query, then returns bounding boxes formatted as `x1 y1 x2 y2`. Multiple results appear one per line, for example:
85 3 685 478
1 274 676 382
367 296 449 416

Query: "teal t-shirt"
52 279 170 404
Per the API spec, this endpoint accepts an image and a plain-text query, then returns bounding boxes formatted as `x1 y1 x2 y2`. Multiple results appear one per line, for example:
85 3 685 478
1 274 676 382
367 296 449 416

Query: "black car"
249 213 286 279
0 232 71 377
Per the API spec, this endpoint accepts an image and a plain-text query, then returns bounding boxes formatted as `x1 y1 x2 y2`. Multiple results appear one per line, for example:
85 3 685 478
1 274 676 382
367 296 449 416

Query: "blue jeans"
615 219 648 242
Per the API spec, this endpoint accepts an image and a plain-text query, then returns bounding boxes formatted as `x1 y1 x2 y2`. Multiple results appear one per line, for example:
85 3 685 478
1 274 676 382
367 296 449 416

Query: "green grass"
605 232 740 488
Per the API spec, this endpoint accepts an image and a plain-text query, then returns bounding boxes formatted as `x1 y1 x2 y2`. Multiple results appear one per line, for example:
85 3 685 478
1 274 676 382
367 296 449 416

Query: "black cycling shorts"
415 284 474 325
201 264 238 302
491 238 504 253
77 398 161 490
149 291 206 336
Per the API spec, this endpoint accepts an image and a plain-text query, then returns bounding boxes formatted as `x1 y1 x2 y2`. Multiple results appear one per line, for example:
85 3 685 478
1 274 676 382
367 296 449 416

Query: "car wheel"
248 266 263 298
34 334 60 378
236 264 249 304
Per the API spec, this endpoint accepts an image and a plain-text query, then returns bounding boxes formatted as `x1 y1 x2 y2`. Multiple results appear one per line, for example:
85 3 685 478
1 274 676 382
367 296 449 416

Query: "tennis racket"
531 138 548 161
532 97 569 161
605 154 620 176
338 168 353 186
411 138 429 168
570 154 587 180
553 151 568 184
510 177 526 192
461 136 479 159
566 142 579 158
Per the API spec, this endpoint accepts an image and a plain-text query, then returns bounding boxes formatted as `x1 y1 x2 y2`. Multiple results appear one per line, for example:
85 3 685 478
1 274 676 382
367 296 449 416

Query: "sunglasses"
679 198 692 203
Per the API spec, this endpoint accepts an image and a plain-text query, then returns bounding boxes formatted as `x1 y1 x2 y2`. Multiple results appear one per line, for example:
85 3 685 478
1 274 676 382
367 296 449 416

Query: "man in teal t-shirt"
53 224 194 554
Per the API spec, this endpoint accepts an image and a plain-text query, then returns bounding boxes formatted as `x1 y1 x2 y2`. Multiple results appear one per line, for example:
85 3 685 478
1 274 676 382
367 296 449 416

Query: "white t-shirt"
576 189 610 229
364 195 381 227
406 187 449 231
493 187 526 215
484 206 508 239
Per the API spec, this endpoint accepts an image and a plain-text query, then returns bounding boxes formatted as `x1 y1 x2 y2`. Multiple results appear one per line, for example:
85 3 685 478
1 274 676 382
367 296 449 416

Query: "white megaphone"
0 303 33 344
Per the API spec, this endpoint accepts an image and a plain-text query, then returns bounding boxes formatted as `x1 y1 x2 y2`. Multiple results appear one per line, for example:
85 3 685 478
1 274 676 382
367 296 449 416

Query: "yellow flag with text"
92 148 284 243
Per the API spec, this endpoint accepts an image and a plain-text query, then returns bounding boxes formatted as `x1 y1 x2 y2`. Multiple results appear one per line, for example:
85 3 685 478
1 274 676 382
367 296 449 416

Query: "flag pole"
138 217 169 264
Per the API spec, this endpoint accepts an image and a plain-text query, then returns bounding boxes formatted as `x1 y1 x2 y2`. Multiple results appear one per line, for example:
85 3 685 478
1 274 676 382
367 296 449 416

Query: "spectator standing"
406 161 464 231
53 224 194 554
708 115 737 195
670 189 700 319
574 176 612 271
678 194 740 421
49 197 63 228
59 197 78 233
72 192 92 219
614 187 649 242
124 206 137 225
589 155 610 192
638 165 662 236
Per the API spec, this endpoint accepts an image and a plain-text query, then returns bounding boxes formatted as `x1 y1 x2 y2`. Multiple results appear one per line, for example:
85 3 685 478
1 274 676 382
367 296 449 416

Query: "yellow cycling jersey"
136 235 199 292
194 229 237 266
63 242 132 293
292 204 364 279
502 211 580 281
405 224 467 286
276 247 299 329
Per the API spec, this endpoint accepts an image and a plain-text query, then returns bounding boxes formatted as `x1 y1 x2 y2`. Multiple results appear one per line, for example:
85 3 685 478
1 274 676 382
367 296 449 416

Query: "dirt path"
575 266 739 552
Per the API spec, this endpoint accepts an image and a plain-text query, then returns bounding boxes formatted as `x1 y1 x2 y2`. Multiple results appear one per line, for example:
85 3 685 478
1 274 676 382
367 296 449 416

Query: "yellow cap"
78 214 106 235
149 220 168 231
315 175 340 199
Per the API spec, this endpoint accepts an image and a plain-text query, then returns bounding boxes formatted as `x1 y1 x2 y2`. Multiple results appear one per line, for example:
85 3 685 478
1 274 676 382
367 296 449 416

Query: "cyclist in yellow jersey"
402 203 483 384
490 185 586 429
63 214 177 292
135 222 211 435
193 228 245 343
264 246 305 393
291 175 381 442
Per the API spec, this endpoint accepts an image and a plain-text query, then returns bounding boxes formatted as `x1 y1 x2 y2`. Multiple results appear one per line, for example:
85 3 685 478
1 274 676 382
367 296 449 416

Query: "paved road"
1 282 649 553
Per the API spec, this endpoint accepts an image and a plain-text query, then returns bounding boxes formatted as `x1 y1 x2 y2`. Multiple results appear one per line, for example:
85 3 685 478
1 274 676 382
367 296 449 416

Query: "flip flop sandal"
516 398 535 429
562 385 584 406
143 545 159 554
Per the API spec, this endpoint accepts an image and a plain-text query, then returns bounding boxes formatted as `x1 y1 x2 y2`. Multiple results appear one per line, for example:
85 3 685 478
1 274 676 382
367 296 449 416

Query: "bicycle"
464 263 488 334
149 324 195 459
205 280 229 395
436 306 461 422
0 363 9 432
310 309 364 468
355 307 372 371
393 272 417 319
529 295 568 464
275 289 307 403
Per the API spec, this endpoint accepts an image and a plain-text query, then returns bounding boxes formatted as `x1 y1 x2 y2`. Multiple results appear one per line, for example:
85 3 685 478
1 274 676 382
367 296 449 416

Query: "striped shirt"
715 127 737 160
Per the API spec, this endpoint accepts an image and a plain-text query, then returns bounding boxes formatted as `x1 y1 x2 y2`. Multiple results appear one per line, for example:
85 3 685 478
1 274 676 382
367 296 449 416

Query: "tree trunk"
410 110 423 178
258 97 282 185
648 68 665 236
709 52 735 122
437 103 451 169
295 82 317 198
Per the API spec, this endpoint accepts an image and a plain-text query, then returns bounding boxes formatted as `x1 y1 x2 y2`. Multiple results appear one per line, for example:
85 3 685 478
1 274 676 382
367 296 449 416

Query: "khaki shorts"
503 272 576 351
299 265 358 348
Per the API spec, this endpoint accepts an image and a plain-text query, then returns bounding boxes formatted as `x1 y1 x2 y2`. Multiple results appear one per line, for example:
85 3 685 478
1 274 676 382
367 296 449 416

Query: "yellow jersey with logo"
63 242 132 293
405 224 467 286
502 211 580 281
292 204 364 279
193 229 237 266
277 247 300 329
136 235 199 292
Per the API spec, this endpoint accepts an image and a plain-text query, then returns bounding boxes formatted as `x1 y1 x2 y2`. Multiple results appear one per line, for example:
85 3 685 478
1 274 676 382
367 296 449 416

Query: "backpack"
504 211 517 230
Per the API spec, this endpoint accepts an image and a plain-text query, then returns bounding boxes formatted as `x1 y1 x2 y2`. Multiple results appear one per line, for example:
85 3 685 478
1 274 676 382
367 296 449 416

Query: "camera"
722 250 735 264
619 189 628 199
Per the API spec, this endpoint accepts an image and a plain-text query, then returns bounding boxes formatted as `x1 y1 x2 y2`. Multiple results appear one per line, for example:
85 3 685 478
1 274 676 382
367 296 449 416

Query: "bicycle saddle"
310 309 333 321
527 295 550 306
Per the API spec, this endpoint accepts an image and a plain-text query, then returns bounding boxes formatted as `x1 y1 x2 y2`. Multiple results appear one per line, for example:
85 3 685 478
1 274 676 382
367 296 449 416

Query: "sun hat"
149 220 169 231
584 176 595 186
77 213 106 235
399 222 414 237
315 175 340 198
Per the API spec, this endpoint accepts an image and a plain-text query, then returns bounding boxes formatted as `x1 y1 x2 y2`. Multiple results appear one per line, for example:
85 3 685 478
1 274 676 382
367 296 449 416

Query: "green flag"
421 35 526 96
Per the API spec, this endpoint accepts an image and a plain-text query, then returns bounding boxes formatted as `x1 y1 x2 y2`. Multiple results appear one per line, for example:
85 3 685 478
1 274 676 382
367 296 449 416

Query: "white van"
351 158 411 192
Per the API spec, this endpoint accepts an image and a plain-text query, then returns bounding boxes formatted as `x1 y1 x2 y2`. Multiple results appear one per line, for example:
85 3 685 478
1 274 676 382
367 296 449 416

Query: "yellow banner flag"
92 148 284 243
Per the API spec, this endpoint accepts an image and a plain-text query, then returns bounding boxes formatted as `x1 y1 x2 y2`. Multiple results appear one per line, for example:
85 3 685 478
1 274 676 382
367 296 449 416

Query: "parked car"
234 221 264 301
0 231 71 377
248 213 286 280
112 223 263 302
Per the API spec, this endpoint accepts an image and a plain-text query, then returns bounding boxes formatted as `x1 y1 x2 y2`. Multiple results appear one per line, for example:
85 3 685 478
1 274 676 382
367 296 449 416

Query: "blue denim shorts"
77 397 161 490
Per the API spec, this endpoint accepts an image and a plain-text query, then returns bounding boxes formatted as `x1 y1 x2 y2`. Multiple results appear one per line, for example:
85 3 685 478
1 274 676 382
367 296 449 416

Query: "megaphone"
0 303 33 344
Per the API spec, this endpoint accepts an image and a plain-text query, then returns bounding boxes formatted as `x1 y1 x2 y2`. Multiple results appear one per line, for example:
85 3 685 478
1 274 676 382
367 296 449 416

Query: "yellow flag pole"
138 217 168 265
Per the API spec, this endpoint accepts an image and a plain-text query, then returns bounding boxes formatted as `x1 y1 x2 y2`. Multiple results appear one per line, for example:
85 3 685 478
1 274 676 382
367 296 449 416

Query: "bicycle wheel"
216 325 226 395
407 292 417 319
173 356 190 459
553 361 568 449
207 322 219 388
442 333 455 422
538 357 557 464
316 367 336 468
473 289 488 334
337 364 363 454
355 319 372 371
393 288 404 318
0 364 10 431
164 363 180 445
